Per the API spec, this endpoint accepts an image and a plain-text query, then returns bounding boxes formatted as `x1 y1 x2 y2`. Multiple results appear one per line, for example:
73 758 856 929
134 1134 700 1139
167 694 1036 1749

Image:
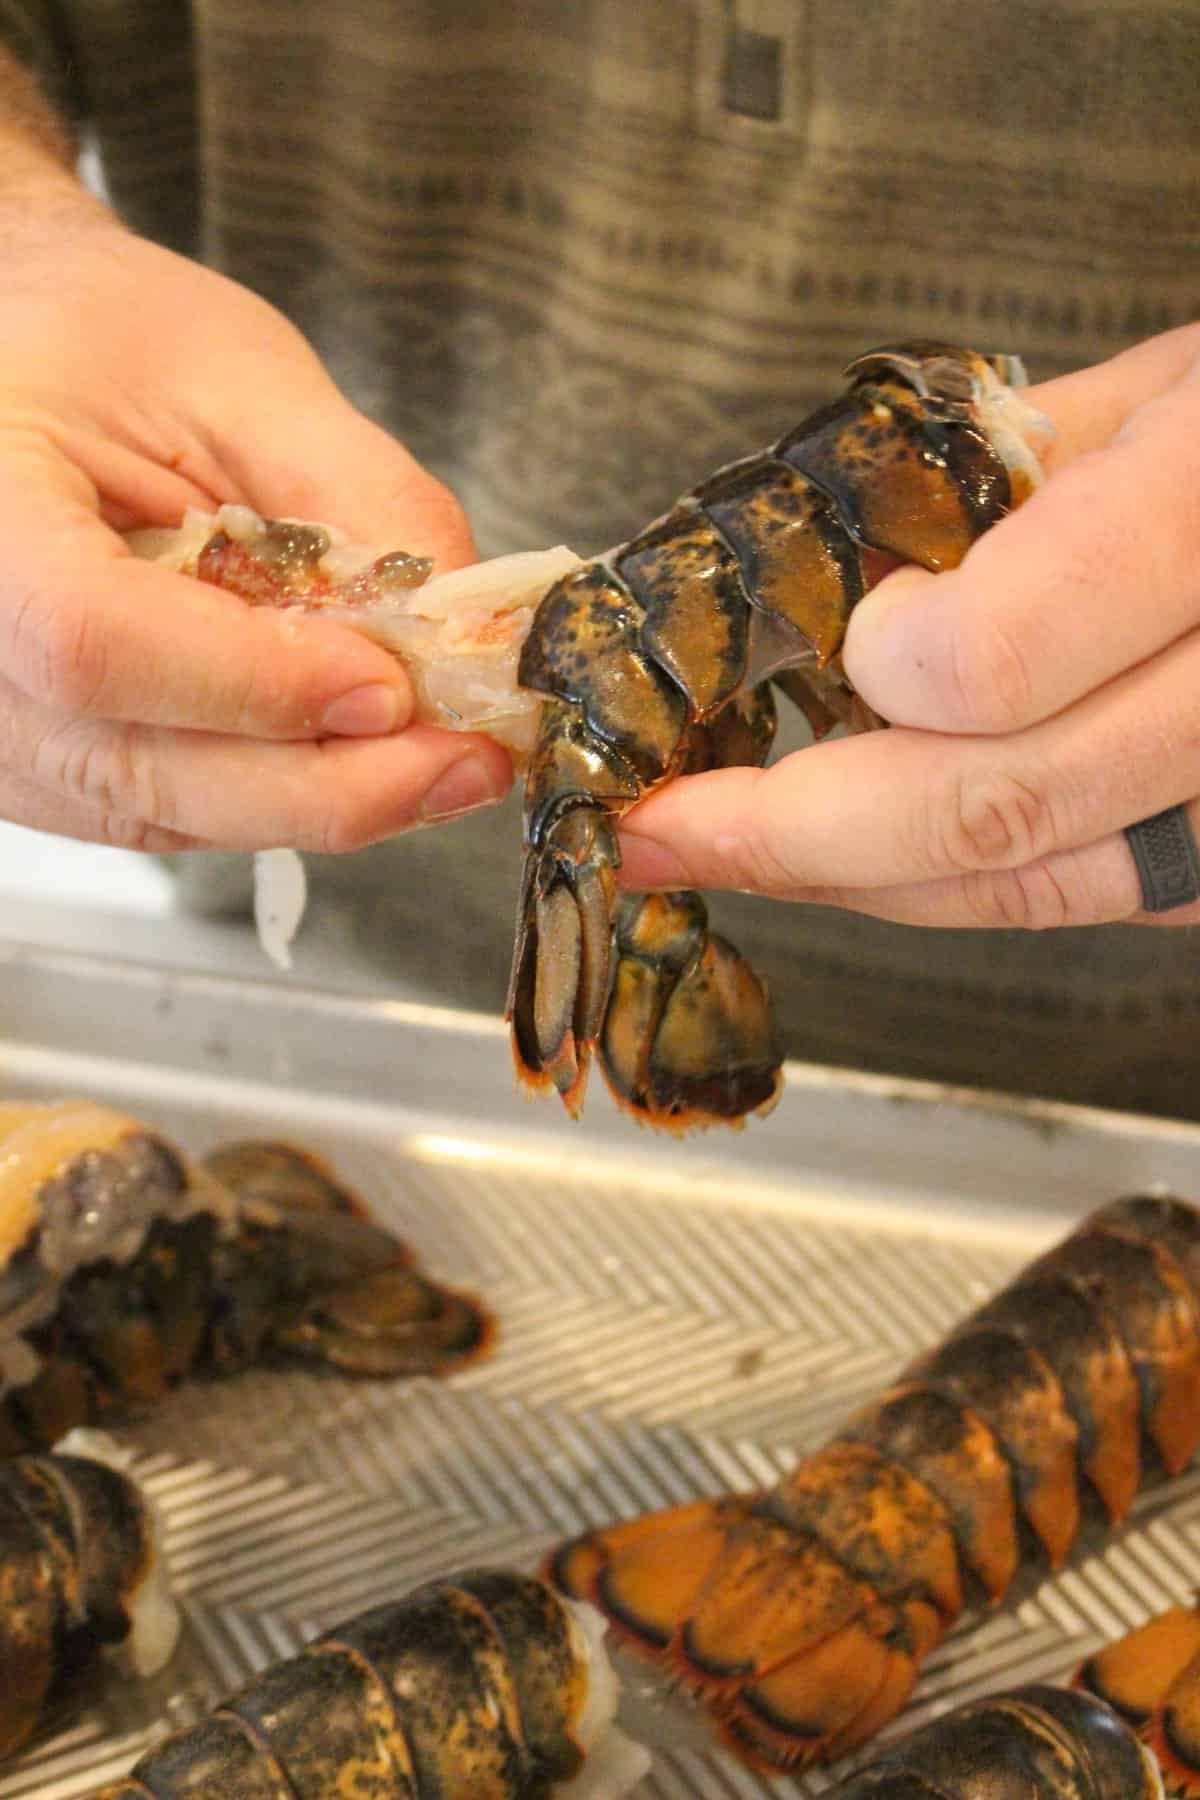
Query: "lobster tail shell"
551 1193 1200 1770
94 1571 615 1798
511 342 1047 1129
0 1448 161 1762
826 1685 1159 1799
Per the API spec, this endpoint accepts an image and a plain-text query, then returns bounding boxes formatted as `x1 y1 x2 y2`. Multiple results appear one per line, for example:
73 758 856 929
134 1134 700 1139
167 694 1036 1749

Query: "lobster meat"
129 342 1050 1132
88 1568 649 1798
0 1432 177 1763
0 1100 491 1451
551 1192 1200 1772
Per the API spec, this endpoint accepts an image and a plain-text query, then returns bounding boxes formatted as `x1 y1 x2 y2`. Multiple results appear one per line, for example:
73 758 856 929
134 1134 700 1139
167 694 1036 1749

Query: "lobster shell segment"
550 1192 1200 1771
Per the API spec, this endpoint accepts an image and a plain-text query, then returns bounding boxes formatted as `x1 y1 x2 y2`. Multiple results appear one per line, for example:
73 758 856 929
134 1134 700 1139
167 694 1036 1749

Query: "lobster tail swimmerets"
551 1192 1200 1771
506 340 1051 1126
88 1569 650 1798
0 1101 492 1451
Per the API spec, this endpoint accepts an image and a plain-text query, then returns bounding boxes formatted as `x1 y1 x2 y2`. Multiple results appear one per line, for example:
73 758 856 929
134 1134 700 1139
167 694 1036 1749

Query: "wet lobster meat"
551 1192 1200 1772
0 1100 491 1451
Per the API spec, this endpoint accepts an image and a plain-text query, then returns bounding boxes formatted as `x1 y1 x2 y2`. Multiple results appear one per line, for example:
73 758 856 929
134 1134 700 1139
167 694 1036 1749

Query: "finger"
4 677 512 850
777 797 1200 931
1028 321 1200 470
0 764 205 853
0 481 419 740
843 327 1200 735
619 622 1200 898
208 362 478 572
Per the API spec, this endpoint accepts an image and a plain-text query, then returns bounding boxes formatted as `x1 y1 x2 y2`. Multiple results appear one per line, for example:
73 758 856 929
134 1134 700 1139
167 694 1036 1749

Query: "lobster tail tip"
598 899 784 1132
720 1629 920 1773
550 1499 745 1660
1146 1705 1200 1799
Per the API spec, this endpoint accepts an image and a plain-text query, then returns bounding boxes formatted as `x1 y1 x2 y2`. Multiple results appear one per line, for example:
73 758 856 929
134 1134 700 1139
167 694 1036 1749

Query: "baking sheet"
2 940 1200 1796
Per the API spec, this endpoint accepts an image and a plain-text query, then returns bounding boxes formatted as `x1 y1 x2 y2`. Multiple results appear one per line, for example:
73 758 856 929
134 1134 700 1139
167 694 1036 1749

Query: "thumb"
218 379 477 573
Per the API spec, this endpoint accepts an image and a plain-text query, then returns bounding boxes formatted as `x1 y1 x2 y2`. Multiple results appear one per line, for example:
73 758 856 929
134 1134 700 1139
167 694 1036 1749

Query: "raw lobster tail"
825 1685 1159 1798
0 1103 492 1451
508 341 1050 1126
552 1193 1200 1770
90 1568 649 1798
1079 1596 1200 1797
0 1437 176 1762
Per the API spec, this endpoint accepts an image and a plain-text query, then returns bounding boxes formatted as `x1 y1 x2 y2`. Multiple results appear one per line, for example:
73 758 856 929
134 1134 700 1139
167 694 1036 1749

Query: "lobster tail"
509 342 1050 1128
203 1139 493 1377
0 1108 492 1453
826 1685 1159 1799
89 1569 650 1798
551 1193 1200 1770
0 1443 175 1762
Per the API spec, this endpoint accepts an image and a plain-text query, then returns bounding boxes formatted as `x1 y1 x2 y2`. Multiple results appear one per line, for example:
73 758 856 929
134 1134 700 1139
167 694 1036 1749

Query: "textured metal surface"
1 945 1200 1796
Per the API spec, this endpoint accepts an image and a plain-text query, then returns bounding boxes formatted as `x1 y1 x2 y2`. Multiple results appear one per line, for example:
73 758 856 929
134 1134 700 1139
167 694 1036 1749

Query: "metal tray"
2 940 1200 1797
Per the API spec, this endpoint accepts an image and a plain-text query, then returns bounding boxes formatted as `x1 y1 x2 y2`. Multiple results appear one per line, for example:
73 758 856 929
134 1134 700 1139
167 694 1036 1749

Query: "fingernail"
620 836 690 888
321 683 405 736
419 755 504 824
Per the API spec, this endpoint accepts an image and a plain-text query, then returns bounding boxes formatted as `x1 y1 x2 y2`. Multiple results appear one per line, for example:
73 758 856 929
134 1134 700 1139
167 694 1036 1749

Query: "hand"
0 158 511 854
619 324 1200 929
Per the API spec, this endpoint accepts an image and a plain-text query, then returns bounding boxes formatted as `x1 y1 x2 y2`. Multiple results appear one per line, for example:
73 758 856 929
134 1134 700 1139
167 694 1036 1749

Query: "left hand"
619 324 1200 929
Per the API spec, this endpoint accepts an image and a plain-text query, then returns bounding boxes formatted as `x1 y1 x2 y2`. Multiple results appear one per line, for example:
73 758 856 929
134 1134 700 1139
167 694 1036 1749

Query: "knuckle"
947 611 1037 733
965 862 1075 931
12 588 110 715
37 721 171 826
223 658 267 737
717 828 805 898
314 791 383 857
98 814 183 854
941 769 1057 872
320 818 377 857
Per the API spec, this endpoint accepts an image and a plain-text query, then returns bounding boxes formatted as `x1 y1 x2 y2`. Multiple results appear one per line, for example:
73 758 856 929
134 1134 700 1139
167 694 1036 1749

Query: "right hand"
0 154 512 855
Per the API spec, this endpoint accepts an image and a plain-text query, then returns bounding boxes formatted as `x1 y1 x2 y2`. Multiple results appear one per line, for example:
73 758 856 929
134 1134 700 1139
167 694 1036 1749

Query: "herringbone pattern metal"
4 1126 1200 1796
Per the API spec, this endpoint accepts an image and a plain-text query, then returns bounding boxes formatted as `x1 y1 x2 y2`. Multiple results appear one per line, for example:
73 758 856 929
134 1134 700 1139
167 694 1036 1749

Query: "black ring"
1124 804 1200 913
